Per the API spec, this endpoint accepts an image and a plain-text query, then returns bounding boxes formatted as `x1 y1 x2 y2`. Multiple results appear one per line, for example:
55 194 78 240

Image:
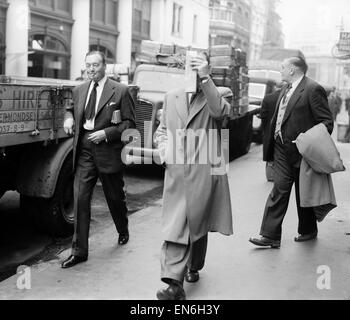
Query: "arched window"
28 34 70 79
89 44 115 64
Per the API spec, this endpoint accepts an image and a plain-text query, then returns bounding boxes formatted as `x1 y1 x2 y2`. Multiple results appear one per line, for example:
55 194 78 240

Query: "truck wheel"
38 154 75 237
20 155 74 237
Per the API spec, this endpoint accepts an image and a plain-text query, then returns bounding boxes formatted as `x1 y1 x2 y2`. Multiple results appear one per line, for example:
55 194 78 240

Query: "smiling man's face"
85 53 106 82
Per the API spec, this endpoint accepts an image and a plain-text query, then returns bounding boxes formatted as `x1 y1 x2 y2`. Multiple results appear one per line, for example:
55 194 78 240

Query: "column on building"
150 0 166 42
116 0 133 66
5 0 29 76
70 0 90 80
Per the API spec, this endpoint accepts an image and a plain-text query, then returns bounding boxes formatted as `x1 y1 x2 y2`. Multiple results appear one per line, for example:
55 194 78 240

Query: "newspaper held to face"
185 51 198 93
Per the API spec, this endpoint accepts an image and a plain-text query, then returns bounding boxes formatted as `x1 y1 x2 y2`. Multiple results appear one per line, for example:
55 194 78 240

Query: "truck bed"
0 77 78 147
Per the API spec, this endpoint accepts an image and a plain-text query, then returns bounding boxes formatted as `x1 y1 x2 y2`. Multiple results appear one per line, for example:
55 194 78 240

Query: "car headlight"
156 109 163 122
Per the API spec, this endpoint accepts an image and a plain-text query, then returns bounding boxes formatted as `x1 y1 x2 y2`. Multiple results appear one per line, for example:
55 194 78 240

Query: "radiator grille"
135 100 153 148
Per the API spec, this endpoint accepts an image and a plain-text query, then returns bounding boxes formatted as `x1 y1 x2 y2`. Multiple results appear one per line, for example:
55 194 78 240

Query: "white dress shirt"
83 75 108 131
284 75 304 102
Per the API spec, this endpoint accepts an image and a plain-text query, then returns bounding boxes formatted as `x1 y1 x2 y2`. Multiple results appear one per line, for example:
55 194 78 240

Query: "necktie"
274 83 292 141
282 83 292 104
85 82 99 121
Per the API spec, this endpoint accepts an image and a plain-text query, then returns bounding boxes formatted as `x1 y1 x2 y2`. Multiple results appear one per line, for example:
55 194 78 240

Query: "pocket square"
107 102 117 107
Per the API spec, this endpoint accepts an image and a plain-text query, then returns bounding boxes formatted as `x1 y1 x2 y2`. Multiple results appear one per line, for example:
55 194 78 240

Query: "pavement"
1 127 350 300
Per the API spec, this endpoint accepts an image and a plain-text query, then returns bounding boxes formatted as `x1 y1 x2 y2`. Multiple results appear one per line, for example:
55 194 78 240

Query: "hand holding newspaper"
185 51 198 93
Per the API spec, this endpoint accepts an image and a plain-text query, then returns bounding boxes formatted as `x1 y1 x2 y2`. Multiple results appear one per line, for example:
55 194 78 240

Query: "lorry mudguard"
16 138 73 198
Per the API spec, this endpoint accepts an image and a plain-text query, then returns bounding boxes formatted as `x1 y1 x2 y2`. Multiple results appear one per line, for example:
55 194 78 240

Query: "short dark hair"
85 50 106 65
289 56 308 75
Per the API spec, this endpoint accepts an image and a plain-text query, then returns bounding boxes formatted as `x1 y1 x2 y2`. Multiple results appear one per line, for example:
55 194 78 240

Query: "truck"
0 75 139 237
124 42 260 164
0 75 80 236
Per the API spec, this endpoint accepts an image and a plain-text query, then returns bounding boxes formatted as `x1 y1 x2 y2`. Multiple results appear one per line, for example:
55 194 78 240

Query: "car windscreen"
248 83 267 100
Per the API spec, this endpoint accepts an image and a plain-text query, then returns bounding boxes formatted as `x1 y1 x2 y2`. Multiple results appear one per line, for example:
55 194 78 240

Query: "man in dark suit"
249 56 333 248
61 51 135 268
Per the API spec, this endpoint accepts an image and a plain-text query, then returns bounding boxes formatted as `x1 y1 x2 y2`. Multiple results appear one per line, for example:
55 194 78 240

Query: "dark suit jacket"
65 78 136 173
265 76 333 166
260 89 281 162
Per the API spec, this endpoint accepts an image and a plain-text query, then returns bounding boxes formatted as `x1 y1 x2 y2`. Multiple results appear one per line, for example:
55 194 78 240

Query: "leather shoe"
118 232 129 245
249 236 281 248
61 255 87 268
185 268 199 283
294 231 317 242
156 282 186 300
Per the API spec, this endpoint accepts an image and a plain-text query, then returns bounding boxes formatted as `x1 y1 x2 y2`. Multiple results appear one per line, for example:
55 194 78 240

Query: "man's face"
85 54 106 82
280 60 293 83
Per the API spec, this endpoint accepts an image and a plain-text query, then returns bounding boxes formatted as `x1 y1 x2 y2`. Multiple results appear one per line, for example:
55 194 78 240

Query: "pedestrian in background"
61 51 135 268
344 96 350 142
249 56 333 249
154 52 233 300
328 87 342 121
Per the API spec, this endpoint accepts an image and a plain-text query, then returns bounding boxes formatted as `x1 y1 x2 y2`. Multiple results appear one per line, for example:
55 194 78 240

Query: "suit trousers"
72 131 128 257
160 232 208 285
260 136 317 240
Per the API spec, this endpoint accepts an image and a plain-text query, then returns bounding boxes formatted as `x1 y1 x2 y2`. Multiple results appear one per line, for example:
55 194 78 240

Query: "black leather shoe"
156 282 186 300
294 231 317 242
249 236 281 248
118 233 129 245
185 269 199 283
61 255 87 268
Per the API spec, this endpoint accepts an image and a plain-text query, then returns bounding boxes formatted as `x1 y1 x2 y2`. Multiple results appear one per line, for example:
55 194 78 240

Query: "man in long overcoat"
154 53 233 300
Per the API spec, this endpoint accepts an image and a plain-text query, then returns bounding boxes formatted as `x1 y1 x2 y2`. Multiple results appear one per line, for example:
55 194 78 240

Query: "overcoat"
296 123 345 221
155 79 233 244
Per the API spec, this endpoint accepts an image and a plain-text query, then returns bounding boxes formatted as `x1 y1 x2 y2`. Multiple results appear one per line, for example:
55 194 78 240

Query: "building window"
132 0 151 38
90 0 118 27
28 34 70 79
172 3 183 37
30 0 71 14
38 0 54 9
106 0 117 26
192 15 198 43
56 0 70 12
89 44 115 64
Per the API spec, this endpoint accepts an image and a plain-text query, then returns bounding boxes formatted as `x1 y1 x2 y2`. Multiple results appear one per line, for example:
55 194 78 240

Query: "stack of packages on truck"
0 75 79 236
209 45 259 160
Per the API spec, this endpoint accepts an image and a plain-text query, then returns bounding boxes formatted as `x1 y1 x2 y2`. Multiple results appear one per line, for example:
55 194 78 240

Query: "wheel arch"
16 138 73 198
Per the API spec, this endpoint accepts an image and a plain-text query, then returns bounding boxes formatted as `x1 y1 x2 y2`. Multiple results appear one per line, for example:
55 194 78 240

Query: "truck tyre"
38 154 74 237
20 155 74 237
